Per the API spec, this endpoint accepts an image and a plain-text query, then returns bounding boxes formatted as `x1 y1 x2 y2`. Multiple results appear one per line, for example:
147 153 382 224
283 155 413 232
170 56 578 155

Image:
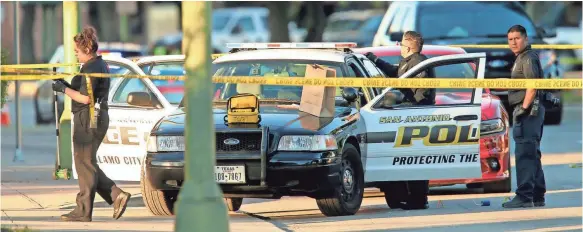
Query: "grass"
0 225 37 232
562 89 582 104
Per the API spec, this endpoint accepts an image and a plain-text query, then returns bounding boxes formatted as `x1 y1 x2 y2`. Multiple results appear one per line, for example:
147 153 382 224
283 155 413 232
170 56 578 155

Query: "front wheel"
224 198 243 211
316 144 364 217
140 167 178 216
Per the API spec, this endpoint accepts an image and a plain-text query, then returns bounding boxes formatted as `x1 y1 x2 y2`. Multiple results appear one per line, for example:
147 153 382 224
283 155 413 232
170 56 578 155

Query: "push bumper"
144 151 342 198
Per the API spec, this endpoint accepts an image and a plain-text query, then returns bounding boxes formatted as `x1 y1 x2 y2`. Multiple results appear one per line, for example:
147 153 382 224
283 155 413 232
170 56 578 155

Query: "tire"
315 144 364 217
224 198 243 212
483 161 512 193
140 167 178 216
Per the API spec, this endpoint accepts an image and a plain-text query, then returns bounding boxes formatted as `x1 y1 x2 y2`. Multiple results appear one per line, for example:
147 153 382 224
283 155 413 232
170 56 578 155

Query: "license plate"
215 166 246 184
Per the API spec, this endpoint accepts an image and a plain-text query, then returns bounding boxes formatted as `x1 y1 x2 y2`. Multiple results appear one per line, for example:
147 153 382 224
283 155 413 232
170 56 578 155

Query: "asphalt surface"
1 95 581 231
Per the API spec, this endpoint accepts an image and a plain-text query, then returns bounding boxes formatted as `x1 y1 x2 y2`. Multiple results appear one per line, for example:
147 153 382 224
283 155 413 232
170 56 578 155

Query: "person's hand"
513 106 527 122
55 78 72 89
365 52 378 62
52 80 68 93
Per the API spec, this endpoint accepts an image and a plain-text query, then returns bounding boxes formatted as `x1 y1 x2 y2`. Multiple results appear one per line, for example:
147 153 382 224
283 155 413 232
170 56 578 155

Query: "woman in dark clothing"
53 26 131 222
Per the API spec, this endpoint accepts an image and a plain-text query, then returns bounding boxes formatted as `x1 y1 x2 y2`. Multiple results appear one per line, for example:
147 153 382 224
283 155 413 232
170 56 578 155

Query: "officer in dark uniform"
502 25 547 208
52 27 131 222
365 31 435 210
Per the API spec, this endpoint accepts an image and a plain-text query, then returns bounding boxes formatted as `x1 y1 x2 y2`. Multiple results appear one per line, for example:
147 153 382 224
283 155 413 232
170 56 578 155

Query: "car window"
213 13 231 31
106 62 138 91
237 16 256 33
326 19 364 31
213 60 345 102
145 62 186 105
112 78 155 105
379 55 475 105
360 15 383 32
361 59 385 78
418 3 538 39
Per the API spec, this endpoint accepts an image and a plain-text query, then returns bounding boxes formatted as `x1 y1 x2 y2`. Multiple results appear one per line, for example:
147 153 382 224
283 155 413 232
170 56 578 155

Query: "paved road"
1 97 581 231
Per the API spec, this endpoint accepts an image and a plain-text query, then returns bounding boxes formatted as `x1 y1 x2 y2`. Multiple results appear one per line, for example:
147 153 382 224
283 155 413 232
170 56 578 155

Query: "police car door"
361 53 487 182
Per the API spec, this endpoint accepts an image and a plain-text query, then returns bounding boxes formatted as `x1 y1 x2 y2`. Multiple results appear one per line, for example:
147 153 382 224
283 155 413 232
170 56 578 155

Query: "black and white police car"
103 43 488 217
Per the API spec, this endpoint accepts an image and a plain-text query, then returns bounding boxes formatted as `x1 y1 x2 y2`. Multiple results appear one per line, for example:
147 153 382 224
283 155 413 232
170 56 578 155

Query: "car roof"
213 49 349 63
353 45 467 56
134 55 185 65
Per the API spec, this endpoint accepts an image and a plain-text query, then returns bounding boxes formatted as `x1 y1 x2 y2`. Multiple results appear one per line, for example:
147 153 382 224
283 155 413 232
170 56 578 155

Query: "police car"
141 42 489 216
70 54 191 183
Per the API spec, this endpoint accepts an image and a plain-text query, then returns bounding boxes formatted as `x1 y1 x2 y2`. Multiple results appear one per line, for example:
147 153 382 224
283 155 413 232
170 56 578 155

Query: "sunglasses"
396 41 412 49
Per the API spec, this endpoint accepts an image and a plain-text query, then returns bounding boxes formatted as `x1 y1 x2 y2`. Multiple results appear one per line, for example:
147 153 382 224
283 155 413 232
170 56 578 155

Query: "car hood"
152 104 353 135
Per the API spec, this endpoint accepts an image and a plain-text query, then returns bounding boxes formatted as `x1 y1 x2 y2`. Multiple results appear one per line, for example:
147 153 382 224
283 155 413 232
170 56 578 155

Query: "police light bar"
226 42 357 49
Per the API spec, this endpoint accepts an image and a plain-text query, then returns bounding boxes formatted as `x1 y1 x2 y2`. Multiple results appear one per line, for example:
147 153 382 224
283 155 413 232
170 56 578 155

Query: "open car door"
361 53 487 182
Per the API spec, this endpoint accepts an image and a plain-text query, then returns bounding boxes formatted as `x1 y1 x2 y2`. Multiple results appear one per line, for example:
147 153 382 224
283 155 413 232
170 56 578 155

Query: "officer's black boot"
502 196 534 208
533 196 545 207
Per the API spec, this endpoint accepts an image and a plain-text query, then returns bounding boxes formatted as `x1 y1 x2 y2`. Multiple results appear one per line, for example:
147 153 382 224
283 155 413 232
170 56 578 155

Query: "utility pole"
57 1 79 176
174 2 229 232
13 1 24 163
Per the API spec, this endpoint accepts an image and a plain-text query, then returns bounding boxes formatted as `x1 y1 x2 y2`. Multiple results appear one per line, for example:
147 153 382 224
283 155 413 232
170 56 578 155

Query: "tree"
1 50 11 107
265 2 291 42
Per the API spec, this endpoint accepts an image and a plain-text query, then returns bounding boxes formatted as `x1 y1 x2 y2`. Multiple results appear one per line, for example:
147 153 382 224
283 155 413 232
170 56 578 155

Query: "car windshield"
213 13 231 31
326 19 365 31
143 62 187 105
211 59 346 102
418 3 539 39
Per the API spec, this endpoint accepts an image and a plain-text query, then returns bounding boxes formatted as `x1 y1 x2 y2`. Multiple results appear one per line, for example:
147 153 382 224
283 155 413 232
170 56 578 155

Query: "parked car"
149 7 308 55
354 45 511 193
372 1 564 125
323 9 385 47
141 42 491 216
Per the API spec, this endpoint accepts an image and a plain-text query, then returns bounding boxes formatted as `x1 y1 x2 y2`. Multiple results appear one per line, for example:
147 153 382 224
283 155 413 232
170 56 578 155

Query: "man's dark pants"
513 104 546 202
72 109 122 218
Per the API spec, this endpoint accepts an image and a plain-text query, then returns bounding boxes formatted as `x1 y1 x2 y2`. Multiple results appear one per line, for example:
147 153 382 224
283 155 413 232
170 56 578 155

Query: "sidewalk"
0 145 284 232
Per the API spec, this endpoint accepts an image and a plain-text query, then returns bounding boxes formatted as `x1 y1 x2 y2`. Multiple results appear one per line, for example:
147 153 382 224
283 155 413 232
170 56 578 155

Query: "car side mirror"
127 91 155 107
389 31 404 42
342 87 359 104
380 90 404 108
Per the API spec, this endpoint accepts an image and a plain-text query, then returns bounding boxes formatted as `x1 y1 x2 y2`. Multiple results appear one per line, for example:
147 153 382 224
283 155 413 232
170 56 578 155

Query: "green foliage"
1 225 37 232
1 49 11 107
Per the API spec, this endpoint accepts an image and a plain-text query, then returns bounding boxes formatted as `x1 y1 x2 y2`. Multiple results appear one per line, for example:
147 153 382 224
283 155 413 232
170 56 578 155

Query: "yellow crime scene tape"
1 67 582 89
450 44 583 50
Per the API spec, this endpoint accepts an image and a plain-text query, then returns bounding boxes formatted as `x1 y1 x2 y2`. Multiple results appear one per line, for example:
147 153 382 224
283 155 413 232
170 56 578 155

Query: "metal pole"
53 1 78 178
175 2 229 232
13 1 24 163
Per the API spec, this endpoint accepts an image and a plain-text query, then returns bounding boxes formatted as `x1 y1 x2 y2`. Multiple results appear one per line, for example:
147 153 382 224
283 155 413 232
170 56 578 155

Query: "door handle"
453 115 478 121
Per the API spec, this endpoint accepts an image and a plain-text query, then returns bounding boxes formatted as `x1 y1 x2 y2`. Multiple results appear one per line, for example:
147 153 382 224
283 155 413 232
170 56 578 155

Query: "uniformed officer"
365 31 436 210
365 31 436 105
502 24 546 208
52 26 131 222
